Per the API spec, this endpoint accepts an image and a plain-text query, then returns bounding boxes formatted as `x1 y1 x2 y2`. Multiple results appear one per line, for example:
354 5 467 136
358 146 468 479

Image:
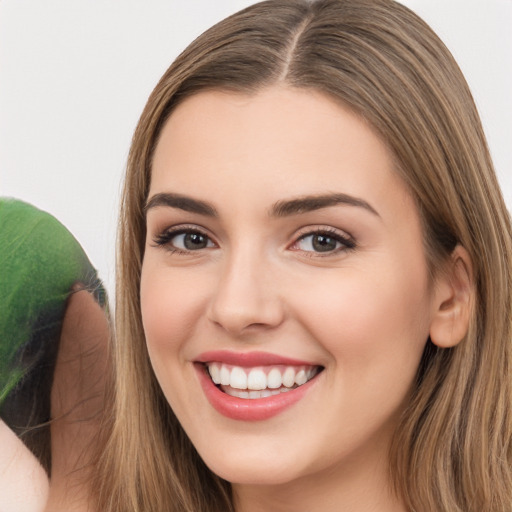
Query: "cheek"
140 262 208 361
291 259 432 367
140 262 214 422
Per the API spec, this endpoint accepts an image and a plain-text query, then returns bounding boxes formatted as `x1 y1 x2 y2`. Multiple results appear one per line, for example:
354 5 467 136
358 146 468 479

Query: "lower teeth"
220 385 297 399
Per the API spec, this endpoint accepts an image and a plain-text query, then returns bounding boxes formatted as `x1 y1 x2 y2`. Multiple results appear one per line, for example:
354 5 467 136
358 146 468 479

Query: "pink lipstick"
194 351 322 421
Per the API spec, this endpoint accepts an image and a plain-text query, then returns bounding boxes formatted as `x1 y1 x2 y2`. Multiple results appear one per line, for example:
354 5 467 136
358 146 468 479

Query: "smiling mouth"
204 362 323 399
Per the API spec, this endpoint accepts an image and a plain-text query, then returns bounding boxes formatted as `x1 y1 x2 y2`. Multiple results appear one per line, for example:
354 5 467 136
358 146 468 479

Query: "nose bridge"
207 242 283 335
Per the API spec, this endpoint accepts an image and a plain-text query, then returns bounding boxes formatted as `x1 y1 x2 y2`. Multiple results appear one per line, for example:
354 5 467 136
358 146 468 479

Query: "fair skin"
0 419 49 512
141 86 470 512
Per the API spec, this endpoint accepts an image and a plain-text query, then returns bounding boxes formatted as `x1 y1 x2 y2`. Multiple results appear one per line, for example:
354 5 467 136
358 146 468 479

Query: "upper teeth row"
207 363 318 390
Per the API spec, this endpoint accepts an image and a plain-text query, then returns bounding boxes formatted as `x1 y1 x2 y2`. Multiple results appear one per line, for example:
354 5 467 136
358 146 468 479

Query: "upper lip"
195 350 319 367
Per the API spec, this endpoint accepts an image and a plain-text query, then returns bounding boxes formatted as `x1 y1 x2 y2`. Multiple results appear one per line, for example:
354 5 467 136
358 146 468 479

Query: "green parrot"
0 197 106 469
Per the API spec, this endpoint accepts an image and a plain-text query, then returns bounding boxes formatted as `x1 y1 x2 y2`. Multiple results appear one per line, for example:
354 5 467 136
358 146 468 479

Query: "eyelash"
152 225 356 256
290 227 356 257
152 225 215 255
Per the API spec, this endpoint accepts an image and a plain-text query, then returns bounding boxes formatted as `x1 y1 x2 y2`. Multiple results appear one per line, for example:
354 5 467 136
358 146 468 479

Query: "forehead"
150 86 411 215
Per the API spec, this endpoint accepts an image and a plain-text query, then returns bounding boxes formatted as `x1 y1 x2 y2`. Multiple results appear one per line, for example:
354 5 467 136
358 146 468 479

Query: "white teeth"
209 363 221 384
207 362 321 396
220 365 231 386
282 367 296 388
230 366 248 389
267 368 282 389
295 369 307 386
247 368 267 390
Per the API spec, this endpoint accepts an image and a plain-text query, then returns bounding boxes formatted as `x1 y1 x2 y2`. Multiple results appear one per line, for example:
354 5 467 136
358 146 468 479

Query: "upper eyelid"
152 223 214 238
292 225 354 242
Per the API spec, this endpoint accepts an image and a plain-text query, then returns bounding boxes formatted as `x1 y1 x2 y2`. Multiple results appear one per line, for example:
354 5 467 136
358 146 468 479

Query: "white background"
1 0 511 298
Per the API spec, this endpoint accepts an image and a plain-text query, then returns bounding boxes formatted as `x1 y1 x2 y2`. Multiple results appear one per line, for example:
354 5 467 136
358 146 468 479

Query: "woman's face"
141 86 436 491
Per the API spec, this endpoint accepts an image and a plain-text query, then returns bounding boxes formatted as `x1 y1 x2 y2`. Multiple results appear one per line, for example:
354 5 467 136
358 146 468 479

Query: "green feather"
0 198 104 406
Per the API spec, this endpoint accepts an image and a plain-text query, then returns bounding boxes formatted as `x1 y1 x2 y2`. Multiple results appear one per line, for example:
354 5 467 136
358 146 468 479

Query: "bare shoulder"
0 420 49 512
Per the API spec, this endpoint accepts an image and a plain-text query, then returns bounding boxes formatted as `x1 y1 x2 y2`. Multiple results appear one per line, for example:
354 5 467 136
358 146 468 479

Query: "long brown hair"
94 1 512 510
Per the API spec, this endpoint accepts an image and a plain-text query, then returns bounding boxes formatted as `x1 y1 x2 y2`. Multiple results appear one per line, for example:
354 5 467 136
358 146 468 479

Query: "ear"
429 245 474 348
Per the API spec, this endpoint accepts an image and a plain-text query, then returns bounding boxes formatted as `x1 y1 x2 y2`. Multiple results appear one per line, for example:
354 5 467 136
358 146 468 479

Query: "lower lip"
195 364 318 421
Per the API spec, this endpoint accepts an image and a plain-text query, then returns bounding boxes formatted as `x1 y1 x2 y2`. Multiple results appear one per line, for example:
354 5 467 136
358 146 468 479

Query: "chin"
197 441 310 486
209 461 299 486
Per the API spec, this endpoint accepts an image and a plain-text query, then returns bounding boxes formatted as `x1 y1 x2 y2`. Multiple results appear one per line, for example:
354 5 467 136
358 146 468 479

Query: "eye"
153 227 215 253
291 229 355 254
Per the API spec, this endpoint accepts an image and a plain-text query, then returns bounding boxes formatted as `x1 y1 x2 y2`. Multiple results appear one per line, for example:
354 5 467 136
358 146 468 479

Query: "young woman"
94 1 512 511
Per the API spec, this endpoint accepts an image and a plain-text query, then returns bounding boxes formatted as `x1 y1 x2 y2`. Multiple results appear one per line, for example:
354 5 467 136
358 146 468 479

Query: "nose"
207 250 285 336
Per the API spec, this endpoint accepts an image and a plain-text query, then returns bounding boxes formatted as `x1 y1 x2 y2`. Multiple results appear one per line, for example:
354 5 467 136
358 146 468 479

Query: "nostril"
207 304 284 336
206 264 285 334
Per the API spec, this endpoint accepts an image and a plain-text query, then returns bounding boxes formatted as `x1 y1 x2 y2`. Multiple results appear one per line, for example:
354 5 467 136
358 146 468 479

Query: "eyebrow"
270 193 380 218
145 193 218 216
144 192 379 218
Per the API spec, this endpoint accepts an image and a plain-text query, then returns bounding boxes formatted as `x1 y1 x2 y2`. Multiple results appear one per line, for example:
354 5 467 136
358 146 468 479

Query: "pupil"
312 234 336 252
184 233 207 250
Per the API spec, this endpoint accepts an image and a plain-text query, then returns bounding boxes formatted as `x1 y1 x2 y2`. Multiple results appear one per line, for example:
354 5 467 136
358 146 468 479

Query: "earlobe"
429 245 474 348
